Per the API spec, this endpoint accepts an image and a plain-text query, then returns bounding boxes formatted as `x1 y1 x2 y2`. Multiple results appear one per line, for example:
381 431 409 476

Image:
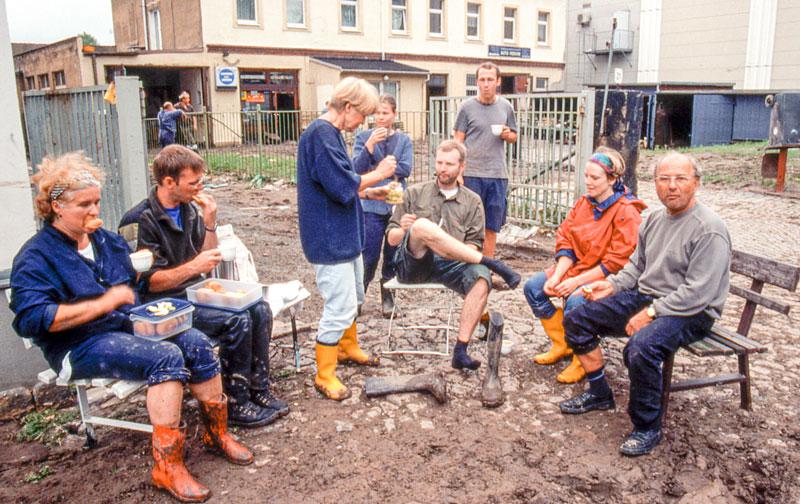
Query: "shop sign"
244 91 265 103
487 45 531 59
216 66 238 88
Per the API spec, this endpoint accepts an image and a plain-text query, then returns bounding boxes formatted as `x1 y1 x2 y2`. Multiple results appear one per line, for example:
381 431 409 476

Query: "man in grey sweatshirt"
557 152 731 456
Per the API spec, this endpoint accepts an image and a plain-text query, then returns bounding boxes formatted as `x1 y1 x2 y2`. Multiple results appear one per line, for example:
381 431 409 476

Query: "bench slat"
731 250 800 291
670 373 746 392
684 336 734 356
111 380 146 400
709 325 768 354
729 285 791 314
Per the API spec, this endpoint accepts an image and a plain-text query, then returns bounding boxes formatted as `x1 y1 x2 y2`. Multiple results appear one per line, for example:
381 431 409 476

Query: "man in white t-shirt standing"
454 62 518 259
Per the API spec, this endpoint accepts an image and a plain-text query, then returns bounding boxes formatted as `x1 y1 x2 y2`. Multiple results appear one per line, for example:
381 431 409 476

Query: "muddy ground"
1 151 799 503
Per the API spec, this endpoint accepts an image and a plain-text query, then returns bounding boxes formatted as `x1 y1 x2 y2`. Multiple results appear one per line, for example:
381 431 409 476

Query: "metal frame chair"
382 277 456 356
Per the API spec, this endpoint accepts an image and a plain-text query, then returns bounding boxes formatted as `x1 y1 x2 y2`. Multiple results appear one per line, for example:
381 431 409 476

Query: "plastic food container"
129 298 194 341
186 278 263 312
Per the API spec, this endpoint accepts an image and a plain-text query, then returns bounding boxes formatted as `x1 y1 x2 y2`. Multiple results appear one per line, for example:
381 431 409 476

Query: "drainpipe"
379 0 385 60
599 17 617 138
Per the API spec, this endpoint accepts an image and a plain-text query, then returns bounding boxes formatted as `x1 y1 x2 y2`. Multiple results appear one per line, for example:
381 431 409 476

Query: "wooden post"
776 147 787 193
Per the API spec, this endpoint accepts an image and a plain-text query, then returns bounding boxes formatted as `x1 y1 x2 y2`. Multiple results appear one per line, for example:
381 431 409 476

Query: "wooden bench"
661 250 800 418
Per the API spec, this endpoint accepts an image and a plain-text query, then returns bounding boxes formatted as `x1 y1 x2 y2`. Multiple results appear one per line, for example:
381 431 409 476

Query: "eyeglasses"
655 175 695 186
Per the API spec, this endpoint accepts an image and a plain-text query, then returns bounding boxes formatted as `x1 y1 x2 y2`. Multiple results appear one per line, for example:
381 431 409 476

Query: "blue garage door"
733 95 770 141
691 95 734 147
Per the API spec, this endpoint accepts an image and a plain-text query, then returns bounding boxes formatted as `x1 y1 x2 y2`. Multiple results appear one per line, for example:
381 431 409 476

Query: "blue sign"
488 45 531 59
216 66 238 88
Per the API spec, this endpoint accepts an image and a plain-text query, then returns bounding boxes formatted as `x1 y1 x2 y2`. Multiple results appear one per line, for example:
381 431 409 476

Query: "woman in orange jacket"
523 147 647 383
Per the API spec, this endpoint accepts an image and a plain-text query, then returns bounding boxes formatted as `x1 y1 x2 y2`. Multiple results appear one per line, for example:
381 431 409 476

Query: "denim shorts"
463 176 508 232
394 232 491 296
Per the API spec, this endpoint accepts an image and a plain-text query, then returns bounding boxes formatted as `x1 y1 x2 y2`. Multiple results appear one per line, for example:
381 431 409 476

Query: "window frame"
53 70 66 88
465 74 477 96
465 1 481 41
535 77 549 90
391 0 409 35
502 6 517 44
428 0 445 38
340 0 360 32
38 73 50 89
25 75 36 90
368 80 401 109
236 0 259 26
537 10 551 46
148 8 163 49
284 0 306 29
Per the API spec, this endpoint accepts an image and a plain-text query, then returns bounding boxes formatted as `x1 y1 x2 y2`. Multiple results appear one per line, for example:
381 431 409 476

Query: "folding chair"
382 277 456 356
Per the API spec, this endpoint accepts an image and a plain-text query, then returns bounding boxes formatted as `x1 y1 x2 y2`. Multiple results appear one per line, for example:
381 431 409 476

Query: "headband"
589 153 615 177
49 170 101 201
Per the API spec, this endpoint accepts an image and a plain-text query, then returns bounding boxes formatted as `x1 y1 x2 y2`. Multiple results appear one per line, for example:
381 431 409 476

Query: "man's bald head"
654 152 701 179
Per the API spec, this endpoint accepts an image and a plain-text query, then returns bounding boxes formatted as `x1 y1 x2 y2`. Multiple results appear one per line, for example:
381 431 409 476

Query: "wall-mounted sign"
215 66 238 89
242 90 265 103
488 45 531 59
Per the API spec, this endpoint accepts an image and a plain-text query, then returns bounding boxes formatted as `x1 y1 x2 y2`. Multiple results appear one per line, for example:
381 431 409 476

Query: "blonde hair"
32 152 105 222
594 146 626 178
328 77 379 116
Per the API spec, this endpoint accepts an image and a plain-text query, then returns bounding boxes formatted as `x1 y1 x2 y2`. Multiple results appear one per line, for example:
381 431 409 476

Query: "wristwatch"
646 305 656 319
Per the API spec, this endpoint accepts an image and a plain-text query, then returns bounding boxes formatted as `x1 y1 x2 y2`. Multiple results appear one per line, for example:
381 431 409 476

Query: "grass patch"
18 408 78 445
203 152 297 181
24 465 52 484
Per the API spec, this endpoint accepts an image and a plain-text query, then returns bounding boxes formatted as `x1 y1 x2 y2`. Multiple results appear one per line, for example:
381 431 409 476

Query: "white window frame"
503 6 517 44
236 0 258 25
38 74 50 89
54 70 66 88
26 76 36 90
369 80 401 109
537 10 550 46
466 2 480 40
285 0 305 28
391 0 408 34
535 77 549 90
340 0 359 31
148 8 163 49
428 0 444 37
465 74 477 96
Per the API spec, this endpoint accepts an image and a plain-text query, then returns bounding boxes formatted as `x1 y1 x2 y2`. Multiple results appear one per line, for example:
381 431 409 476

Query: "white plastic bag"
216 224 260 283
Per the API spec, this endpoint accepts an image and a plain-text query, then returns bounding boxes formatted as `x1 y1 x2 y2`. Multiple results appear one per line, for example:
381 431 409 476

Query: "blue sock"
479 256 521 289
452 341 481 370
587 366 612 398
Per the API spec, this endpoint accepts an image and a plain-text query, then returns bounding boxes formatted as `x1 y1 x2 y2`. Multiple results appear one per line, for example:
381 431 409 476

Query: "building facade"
15 0 567 118
564 0 800 92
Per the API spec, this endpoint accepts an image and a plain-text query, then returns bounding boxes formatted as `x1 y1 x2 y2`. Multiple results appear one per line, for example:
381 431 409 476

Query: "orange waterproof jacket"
549 191 647 280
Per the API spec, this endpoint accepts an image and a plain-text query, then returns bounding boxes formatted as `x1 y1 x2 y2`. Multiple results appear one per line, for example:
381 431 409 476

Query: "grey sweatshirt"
608 203 731 319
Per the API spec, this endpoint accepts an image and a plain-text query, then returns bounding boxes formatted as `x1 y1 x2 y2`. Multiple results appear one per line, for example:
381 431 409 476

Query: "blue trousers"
523 271 589 319
564 289 713 430
159 131 176 148
193 300 273 404
362 212 397 291
67 328 220 386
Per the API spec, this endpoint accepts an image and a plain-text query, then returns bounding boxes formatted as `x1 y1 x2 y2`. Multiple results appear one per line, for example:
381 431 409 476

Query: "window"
148 8 162 49
537 11 550 45
369 80 400 107
466 2 480 39
38 74 50 89
429 0 444 36
54 70 66 88
391 0 407 34
503 7 516 42
237 0 257 24
25 76 36 90
286 0 304 27
466 74 477 96
535 77 549 90
340 0 358 30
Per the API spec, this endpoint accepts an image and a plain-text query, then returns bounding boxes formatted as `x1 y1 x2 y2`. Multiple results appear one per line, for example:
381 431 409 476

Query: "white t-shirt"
78 242 95 262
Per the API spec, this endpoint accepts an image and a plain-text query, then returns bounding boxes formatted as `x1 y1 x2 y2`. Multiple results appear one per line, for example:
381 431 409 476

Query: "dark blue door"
691 95 734 146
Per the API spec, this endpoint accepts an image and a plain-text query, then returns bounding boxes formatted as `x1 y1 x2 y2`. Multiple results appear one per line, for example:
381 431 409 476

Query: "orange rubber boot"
533 309 573 365
337 321 380 366
557 354 587 383
198 394 254 465
315 343 352 400
151 424 210 503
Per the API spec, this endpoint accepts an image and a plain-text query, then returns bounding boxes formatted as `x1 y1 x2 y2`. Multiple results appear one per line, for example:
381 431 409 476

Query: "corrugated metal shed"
733 95 770 141
691 95 734 147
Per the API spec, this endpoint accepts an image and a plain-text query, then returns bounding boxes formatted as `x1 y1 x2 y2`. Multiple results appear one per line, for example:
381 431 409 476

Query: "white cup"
491 124 504 136
130 249 154 273
219 240 237 262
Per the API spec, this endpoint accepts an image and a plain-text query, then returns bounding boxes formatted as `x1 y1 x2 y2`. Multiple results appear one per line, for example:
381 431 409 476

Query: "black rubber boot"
380 279 395 319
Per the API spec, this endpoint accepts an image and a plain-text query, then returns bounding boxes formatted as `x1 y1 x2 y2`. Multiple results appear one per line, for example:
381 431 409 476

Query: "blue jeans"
362 212 397 291
564 289 713 430
66 329 220 386
193 301 273 404
159 130 176 148
523 271 589 319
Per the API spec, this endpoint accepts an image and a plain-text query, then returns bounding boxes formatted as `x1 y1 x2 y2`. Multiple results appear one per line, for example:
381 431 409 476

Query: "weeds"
17 408 78 445
24 465 52 484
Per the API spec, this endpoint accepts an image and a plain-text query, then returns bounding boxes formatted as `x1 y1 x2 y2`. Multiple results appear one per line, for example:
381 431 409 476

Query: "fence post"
576 90 595 197
115 76 149 212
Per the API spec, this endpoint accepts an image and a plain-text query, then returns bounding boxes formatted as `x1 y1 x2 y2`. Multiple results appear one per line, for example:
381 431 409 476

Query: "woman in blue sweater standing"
297 78 397 400
351 95 413 317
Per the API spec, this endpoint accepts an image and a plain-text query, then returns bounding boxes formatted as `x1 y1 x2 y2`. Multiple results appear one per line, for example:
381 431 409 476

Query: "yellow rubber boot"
337 322 380 366
533 309 573 365
314 343 352 401
557 354 587 383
